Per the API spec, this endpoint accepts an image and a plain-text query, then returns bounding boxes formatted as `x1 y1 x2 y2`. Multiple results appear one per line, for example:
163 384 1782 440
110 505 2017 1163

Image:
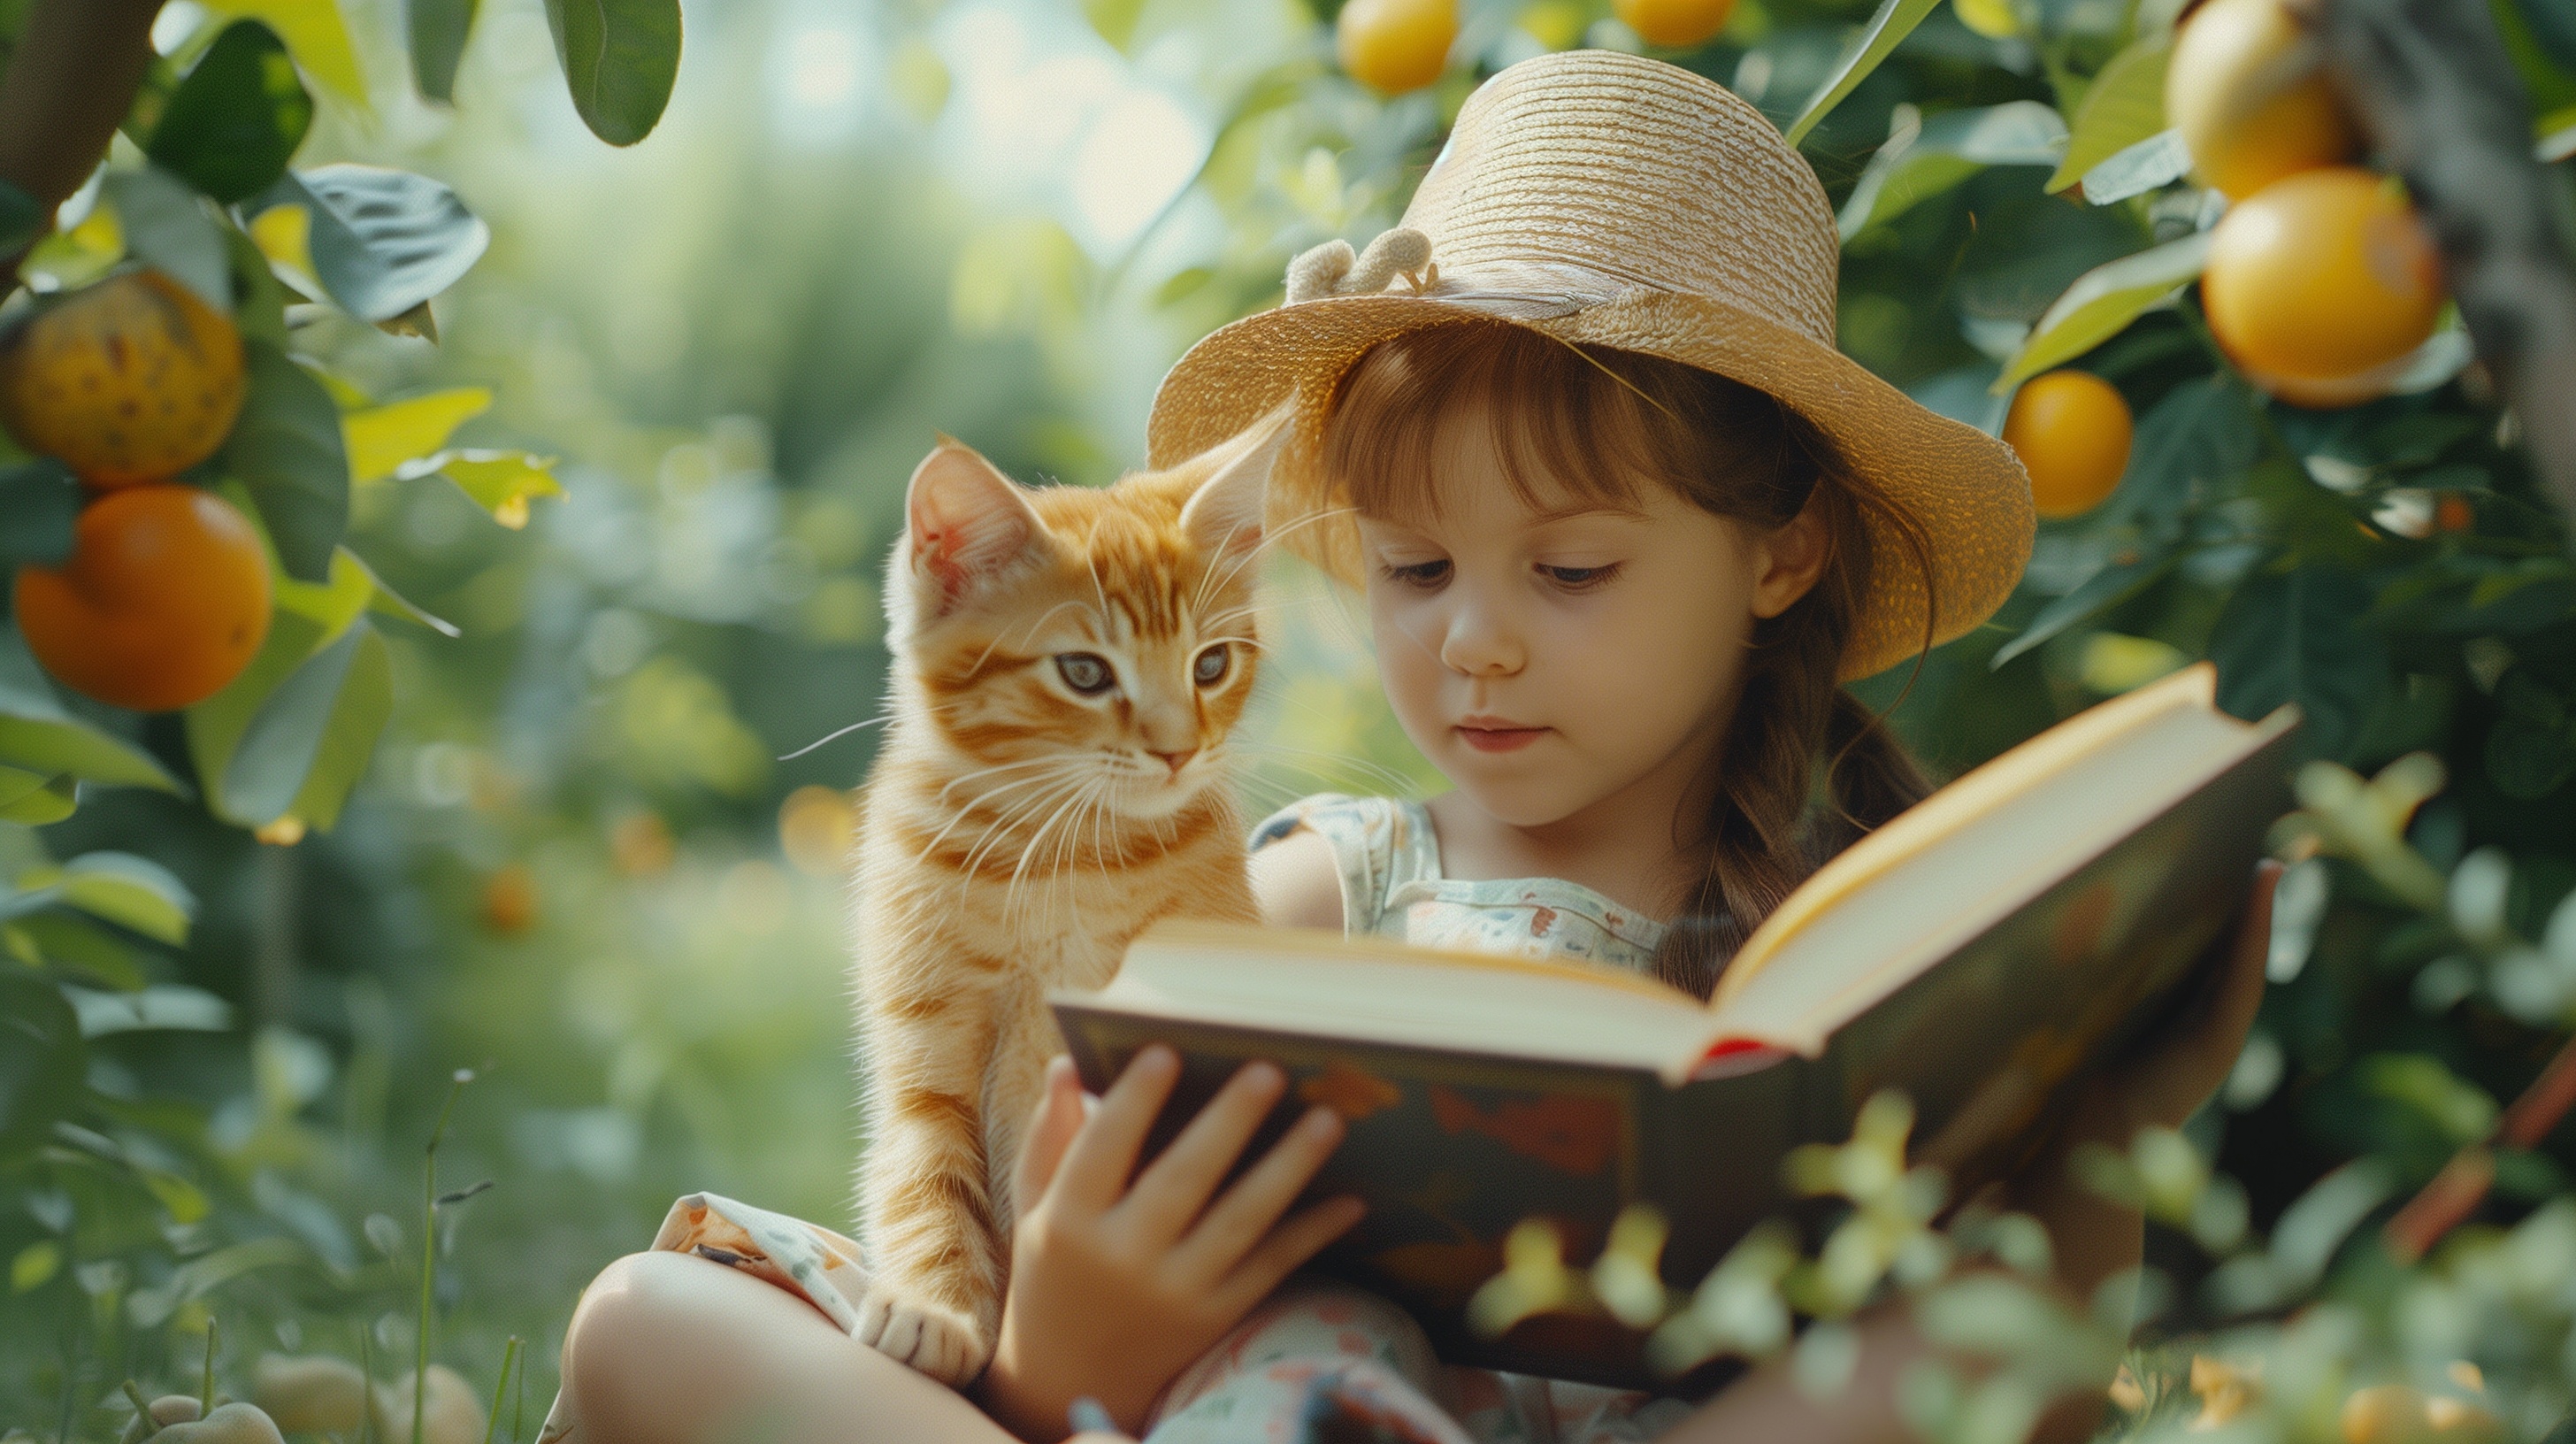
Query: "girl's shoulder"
1246 793 1438 935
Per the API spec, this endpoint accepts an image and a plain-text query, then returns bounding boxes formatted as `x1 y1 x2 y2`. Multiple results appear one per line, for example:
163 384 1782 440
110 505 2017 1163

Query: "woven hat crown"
1403 52 1841 348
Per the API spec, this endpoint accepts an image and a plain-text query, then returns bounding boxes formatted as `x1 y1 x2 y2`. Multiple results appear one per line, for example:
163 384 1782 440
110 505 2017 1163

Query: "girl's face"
1356 403 1826 833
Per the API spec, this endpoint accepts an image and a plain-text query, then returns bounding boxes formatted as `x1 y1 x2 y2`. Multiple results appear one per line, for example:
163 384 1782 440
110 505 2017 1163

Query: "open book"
1051 664 2298 1386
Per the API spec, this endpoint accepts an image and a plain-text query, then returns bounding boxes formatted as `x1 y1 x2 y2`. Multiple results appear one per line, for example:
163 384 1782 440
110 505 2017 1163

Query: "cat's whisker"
1233 740 1427 798
1199 503 1358 612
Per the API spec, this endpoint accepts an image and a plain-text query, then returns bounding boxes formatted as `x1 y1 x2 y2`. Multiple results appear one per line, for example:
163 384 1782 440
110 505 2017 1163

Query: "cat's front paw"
852 1286 992 1386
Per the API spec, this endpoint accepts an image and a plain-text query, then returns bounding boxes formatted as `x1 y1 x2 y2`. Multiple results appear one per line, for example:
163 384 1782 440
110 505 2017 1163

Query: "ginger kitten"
847 415 1287 1384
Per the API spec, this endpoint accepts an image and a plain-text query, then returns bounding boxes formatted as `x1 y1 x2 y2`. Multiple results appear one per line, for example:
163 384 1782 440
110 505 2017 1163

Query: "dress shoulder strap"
1248 794 1441 937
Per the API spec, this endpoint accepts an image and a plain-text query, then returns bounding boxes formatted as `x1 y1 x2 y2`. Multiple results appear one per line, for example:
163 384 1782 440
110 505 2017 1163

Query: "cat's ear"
905 440 1048 615
1178 407 1292 559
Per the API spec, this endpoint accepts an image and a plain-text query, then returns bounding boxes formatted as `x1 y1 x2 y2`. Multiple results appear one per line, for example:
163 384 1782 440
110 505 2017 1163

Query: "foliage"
1 0 2572 1440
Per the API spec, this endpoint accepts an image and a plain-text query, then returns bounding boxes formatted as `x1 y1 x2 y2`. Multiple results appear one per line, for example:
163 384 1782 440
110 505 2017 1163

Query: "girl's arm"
975 1048 1365 1440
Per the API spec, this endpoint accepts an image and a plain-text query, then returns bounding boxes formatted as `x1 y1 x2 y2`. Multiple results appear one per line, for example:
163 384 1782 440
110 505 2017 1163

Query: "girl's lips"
1455 725 1548 753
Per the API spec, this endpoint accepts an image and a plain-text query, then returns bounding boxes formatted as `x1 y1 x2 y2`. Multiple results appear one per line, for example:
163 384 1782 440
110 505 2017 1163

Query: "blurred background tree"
0 0 2570 1438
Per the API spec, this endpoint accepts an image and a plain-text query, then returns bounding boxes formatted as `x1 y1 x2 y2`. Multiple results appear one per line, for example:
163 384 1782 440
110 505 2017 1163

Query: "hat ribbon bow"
1282 227 1640 321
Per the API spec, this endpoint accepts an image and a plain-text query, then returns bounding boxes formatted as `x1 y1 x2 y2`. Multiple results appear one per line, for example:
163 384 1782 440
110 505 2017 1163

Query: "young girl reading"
545 49 2277 1444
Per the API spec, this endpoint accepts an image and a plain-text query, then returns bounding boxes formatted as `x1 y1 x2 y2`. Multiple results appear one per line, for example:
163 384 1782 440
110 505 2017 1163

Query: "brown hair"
1315 319 1936 999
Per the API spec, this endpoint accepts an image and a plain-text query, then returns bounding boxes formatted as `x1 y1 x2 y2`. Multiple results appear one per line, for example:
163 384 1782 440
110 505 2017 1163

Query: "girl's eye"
1054 653 1115 695
1540 563 1620 590
1382 559 1451 588
1192 644 1230 687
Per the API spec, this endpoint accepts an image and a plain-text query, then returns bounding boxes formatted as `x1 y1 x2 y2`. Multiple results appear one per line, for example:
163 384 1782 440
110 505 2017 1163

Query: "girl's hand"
975 1048 1366 1442
2013 860 2279 1299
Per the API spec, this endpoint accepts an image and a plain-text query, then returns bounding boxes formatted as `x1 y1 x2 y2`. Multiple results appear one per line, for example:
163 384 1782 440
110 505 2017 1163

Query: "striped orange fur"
847 413 1289 1384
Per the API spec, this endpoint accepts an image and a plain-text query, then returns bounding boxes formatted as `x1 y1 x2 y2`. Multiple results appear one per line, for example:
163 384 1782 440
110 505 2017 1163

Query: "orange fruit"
2002 371 2134 518
1338 0 1456 95
0 270 247 488
1614 0 1737 48
481 864 538 933
14 485 272 711
2166 0 2358 200
2203 168 2445 394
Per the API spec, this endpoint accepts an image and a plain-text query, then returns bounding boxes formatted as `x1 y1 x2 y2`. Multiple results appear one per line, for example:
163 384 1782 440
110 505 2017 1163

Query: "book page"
1705 685 2293 1054
1086 924 1716 1071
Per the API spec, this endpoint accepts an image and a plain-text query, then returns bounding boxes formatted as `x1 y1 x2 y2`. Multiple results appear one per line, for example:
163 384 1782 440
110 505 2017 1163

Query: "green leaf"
2045 39 2166 194
272 545 378 637
1992 234 2208 391
346 549 461 637
15 913 146 991
188 607 324 822
341 387 492 484
1784 0 1944 147
0 970 86 1161
285 622 391 830
201 0 372 109
0 177 42 257
2211 569 2388 761
2073 129 2191 206
0 627 182 793
0 777 77 826
2494 0 2576 113
411 0 482 104
1085 0 1148 50
2099 375 2259 530
251 166 490 322
433 449 562 526
544 0 684 147
226 340 349 582
99 166 231 311
1839 101 2066 241
0 460 78 569
143 20 313 205
54 854 195 946
2487 668 2576 799
11 1239 60 1292
1991 548 2177 668
192 614 389 829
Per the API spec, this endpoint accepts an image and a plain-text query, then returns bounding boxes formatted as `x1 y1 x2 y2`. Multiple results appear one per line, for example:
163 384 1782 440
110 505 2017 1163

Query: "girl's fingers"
1122 1061 1290 1240
1053 1045 1183 1210
1170 1103 1346 1279
1012 1056 1086 1207
1215 1194 1368 1316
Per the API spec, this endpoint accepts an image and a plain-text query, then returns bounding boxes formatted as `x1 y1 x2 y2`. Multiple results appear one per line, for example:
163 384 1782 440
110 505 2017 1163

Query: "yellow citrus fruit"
2002 371 2134 518
2166 0 2358 199
0 269 247 488
2203 167 2445 392
14 485 272 712
1338 0 1457 96
1614 0 1738 48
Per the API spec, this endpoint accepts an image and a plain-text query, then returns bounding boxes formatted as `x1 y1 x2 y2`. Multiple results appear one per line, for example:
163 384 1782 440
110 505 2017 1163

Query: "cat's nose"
1151 749 1196 778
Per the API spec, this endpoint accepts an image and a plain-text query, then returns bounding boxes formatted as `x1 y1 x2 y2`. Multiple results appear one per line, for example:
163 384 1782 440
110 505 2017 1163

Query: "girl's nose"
1437 593 1523 677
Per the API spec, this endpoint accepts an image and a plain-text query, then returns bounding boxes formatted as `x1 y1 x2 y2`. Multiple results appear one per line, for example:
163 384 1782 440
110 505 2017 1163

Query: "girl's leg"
557 1250 1016 1444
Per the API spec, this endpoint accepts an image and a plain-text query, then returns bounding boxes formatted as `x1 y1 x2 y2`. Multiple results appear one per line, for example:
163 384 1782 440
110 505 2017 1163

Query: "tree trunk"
2319 0 2576 534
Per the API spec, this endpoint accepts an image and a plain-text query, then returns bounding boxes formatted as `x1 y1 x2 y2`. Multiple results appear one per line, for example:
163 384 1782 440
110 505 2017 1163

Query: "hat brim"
1146 290 2035 682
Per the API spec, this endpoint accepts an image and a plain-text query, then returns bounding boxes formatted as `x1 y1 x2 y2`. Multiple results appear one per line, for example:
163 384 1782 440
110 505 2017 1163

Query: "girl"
549 49 2277 1444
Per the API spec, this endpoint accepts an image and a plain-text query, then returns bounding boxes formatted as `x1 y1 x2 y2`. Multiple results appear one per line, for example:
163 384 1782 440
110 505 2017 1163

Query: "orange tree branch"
2319 0 2576 536
0 0 165 285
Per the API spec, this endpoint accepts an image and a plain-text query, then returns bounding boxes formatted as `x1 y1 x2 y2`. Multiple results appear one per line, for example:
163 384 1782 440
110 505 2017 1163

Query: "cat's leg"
855 966 1008 1386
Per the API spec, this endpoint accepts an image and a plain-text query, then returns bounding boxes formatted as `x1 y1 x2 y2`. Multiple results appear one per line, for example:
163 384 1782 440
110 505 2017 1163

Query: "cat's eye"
1192 644 1230 687
1054 652 1115 695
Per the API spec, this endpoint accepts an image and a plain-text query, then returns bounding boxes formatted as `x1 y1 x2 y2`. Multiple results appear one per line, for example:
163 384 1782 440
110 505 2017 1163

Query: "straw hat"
1144 49 2035 681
